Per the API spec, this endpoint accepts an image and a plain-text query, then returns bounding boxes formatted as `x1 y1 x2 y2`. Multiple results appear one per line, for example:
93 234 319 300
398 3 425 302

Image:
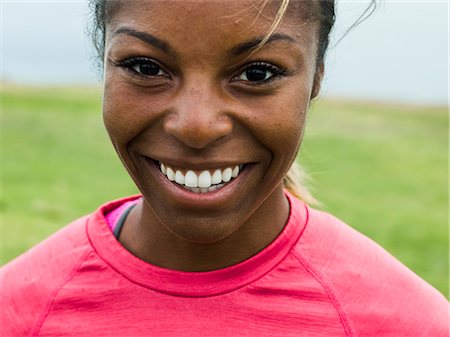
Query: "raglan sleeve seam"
291 250 357 337
30 247 94 337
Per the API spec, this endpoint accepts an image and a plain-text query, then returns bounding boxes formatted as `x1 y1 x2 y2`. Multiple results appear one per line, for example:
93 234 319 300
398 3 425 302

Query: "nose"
164 82 233 149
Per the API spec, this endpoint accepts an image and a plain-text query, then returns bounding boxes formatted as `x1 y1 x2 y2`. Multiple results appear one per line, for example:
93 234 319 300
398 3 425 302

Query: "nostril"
163 112 232 149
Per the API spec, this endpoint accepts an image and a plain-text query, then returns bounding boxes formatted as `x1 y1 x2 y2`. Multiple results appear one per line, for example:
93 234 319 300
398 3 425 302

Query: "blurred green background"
1 85 448 296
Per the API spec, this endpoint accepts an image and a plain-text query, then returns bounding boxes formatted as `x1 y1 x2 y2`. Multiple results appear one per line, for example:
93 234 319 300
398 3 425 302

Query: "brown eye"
132 62 164 76
235 62 285 83
240 67 273 82
118 57 170 78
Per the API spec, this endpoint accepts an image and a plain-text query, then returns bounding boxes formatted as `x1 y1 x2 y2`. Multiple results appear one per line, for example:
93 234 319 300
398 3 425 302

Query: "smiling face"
102 0 322 247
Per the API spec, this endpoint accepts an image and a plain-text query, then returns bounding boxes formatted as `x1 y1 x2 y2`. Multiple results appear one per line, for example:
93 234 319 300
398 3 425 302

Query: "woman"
1 0 447 336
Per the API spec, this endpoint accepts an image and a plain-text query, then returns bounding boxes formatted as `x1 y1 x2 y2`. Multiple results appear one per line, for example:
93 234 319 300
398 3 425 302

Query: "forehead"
106 0 318 51
108 0 316 23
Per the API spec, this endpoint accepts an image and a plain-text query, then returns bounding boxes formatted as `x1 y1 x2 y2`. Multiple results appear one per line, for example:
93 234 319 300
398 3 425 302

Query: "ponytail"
283 161 319 206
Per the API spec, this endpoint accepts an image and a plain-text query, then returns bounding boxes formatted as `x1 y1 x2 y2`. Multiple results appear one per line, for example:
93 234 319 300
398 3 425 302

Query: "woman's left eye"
235 63 284 83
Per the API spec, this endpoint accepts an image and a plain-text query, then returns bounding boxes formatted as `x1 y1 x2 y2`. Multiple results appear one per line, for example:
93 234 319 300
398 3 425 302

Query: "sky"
1 0 449 105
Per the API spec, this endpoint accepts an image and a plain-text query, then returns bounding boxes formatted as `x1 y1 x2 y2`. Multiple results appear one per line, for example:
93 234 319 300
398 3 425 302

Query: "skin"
102 0 323 272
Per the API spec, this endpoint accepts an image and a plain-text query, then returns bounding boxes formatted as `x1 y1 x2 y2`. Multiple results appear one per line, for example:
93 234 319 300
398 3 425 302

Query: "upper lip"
145 156 250 170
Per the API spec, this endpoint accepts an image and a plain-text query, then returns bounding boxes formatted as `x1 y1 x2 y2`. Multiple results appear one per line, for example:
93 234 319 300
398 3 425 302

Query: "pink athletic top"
105 198 139 234
1 193 448 336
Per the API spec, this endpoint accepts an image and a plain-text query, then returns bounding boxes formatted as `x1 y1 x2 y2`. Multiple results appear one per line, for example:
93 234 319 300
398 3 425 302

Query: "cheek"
243 89 309 157
269 84 310 150
102 77 161 149
103 79 130 144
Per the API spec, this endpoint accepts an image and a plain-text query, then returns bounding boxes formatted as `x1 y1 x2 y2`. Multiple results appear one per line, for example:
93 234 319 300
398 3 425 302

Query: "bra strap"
113 204 137 239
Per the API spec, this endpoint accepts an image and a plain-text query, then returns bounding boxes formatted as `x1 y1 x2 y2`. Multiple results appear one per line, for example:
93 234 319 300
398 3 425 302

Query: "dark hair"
316 0 336 62
88 0 117 67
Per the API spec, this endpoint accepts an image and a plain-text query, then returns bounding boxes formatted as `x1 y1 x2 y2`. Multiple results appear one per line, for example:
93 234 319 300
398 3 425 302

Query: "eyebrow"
113 28 295 58
113 27 177 57
227 33 296 57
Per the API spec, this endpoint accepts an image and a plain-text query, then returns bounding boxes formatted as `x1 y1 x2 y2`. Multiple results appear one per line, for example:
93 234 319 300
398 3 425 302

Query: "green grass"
1 85 447 296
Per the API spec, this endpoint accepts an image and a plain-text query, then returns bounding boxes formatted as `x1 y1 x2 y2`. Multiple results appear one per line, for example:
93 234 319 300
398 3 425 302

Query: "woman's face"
103 0 321 244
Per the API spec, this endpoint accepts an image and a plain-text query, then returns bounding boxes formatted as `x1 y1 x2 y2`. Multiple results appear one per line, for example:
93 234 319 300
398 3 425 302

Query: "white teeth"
211 169 222 185
222 168 232 182
166 167 175 181
198 170 212 188
185 170 198 188
184 183 225 194
159 162 244 193
175 170 185 184
232 165 239 178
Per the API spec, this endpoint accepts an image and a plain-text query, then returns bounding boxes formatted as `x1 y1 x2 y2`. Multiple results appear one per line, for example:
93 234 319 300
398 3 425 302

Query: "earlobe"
311 62 325 99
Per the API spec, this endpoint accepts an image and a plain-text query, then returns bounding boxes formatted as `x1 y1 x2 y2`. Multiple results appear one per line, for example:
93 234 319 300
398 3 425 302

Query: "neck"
119 188 290 272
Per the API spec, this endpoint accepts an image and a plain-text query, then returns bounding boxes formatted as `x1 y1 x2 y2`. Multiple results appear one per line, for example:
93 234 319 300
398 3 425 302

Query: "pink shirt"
1 193 448 336
104 198 139 233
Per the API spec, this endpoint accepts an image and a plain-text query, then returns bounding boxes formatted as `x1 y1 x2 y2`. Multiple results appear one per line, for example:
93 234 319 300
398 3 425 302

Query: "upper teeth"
159 163 242 190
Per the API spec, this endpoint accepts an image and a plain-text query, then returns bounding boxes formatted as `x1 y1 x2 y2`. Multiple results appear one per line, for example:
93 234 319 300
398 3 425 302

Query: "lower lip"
144 158 254 208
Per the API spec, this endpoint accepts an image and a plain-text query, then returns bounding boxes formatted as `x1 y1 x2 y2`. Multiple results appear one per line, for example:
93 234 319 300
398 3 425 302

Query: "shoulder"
0 196 141 336
0 213 93 336
291 204 448 337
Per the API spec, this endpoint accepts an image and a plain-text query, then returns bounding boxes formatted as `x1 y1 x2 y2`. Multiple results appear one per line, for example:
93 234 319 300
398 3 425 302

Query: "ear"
311 62 324 99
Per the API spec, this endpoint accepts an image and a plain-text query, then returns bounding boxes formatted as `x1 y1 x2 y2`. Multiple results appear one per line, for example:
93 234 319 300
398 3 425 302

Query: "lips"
159 162 244 193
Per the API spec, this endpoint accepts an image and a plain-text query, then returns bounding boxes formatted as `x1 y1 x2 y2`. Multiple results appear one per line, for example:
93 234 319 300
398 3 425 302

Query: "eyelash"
116 57 171 79
233 62 287 85
115 57 287 85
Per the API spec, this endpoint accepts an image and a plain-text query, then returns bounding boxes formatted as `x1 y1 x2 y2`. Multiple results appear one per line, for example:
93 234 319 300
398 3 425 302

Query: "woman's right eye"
118 57 170 78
